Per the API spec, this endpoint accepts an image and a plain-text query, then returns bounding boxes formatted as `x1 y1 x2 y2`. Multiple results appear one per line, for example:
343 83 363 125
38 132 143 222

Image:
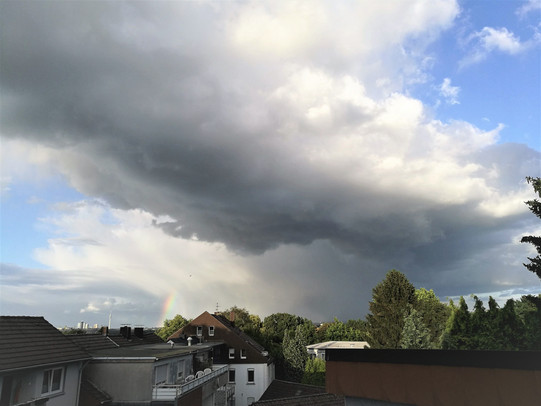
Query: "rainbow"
159 292 177 326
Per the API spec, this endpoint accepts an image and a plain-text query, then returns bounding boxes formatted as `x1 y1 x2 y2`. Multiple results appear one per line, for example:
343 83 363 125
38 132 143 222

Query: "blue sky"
1 0 540 328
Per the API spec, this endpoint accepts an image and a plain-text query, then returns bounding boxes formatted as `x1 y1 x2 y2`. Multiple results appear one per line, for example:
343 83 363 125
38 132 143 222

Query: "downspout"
76 359 91 406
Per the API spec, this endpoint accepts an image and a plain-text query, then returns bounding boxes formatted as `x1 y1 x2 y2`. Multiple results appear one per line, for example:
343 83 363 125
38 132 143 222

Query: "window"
196 326 203 336
247 397 255 405
209 326 215 336
154 364 168 385
240 348 247 359
228 369 235 383
247 368 255 384
229 348 235 359
41 368 63 395
177 360 185 380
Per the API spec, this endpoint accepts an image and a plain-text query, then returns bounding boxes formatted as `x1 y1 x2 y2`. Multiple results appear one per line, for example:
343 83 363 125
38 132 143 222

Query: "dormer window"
209 326 215 336
196 326 202 336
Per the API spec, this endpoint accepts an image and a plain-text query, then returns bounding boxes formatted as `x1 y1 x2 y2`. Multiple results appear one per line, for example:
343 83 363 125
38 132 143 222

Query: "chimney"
230 311 235 326
101 326 109 336
188 337 192 346
120 325 131 339
134 327 144 339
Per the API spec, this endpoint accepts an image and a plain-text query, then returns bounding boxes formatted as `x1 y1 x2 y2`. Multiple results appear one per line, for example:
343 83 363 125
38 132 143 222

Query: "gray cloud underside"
1 1 540 311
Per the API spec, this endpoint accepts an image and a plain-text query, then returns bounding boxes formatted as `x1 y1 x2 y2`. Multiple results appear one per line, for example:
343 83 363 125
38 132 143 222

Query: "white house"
0 316 91 406
168 311 275 406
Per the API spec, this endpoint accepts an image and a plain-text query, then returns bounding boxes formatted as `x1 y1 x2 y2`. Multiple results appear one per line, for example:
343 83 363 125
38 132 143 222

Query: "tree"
282 325 309 382
302 358 325 386
222 306 263 343
400 308 432 349
521 176 541 279
158 314 190 340
440 297 471 350
366 270 416 348
318 318 365 342
414 288 451 347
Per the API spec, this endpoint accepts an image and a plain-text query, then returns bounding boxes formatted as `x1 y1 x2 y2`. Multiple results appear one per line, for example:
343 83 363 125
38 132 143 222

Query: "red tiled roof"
0 316 91 372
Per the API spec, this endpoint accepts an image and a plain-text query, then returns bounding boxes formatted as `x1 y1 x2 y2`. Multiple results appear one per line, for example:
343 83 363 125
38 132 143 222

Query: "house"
325 348 541 406
306 341 369 360
168 312 275 406
0 316 91 406
72 326 233 406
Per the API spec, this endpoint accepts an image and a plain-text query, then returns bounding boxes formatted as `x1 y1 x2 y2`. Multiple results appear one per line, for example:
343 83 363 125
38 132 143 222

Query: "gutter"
0 356 93 374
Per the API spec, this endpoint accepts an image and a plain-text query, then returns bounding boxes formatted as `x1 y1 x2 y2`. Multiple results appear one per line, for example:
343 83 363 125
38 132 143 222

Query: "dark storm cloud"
1 0 539 322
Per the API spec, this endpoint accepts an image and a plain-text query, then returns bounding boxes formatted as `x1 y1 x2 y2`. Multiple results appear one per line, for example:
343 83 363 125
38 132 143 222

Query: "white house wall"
225 363 274 406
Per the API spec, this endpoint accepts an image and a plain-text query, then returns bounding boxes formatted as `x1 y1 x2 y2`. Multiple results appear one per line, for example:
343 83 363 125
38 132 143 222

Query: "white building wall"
227 363 274 406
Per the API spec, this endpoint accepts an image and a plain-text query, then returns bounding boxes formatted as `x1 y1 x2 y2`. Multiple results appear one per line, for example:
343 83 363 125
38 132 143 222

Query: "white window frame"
209 325 215 336
196 326 203 336
240 348 247 359
247 368 255 384
228 368 236 383
229 348 235 359
41 367 64 395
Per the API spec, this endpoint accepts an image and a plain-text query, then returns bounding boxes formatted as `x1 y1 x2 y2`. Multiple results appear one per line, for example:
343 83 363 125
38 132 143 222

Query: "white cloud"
460 26 540 67
439 77 460 105
516 0 541 18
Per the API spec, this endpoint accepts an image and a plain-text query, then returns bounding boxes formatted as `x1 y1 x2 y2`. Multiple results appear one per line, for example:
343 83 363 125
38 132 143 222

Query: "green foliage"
158 314 190 341
366 269 416 348
441 296 541 350
521 176 541 279
282 325 309 382
400 308 432 349
441 296 471 349
414 288 451 347
262 313 312 344
302 358 326 387
317 318 366 342
223 306 264 343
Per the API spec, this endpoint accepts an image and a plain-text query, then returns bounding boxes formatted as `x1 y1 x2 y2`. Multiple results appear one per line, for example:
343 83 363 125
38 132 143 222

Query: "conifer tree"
282 325 309 382
400 308 432 349
366 269 416 348
521 176 541 279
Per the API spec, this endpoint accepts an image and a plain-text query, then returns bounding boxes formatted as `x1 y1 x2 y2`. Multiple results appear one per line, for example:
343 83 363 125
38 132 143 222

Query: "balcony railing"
152 364 228 401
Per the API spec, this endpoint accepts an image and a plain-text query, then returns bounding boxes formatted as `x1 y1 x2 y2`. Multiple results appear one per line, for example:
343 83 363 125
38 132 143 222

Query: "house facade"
74 328 232 406
0 316 91 406
168 312 274 406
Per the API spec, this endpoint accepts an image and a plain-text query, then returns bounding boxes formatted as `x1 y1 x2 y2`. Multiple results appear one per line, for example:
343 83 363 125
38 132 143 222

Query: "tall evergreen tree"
366 269 416 348
282 325 309 382
414 288 451 347
400 308 432 349
441 297 471 349
521 176 541 279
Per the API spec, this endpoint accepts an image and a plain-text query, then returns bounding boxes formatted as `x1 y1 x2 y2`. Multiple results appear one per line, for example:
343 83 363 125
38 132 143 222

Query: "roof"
253 393 344 406
258 380 326 401
68 330 164 353
0 316 91 373
89 341 223 360
210 313 266 353
325 349 541 370
306 341 370 351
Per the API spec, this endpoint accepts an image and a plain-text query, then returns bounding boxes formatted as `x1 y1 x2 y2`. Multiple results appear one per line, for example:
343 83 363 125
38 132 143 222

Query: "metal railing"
152 364 228 401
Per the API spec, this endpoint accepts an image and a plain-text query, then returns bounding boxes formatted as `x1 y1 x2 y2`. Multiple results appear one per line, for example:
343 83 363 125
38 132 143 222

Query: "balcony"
152 364 228 401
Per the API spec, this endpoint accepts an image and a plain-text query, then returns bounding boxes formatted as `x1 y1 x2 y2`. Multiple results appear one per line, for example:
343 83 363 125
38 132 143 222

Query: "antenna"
215 302 220 314
108 311 112 330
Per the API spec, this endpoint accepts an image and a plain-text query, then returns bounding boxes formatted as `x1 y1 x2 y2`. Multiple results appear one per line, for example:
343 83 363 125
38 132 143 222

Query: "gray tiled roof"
258 380 326 401
0 316 91 373
253 393 345 406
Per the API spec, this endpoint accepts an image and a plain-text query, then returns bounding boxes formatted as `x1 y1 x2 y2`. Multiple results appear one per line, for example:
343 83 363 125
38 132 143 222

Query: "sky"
1 0 540 329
